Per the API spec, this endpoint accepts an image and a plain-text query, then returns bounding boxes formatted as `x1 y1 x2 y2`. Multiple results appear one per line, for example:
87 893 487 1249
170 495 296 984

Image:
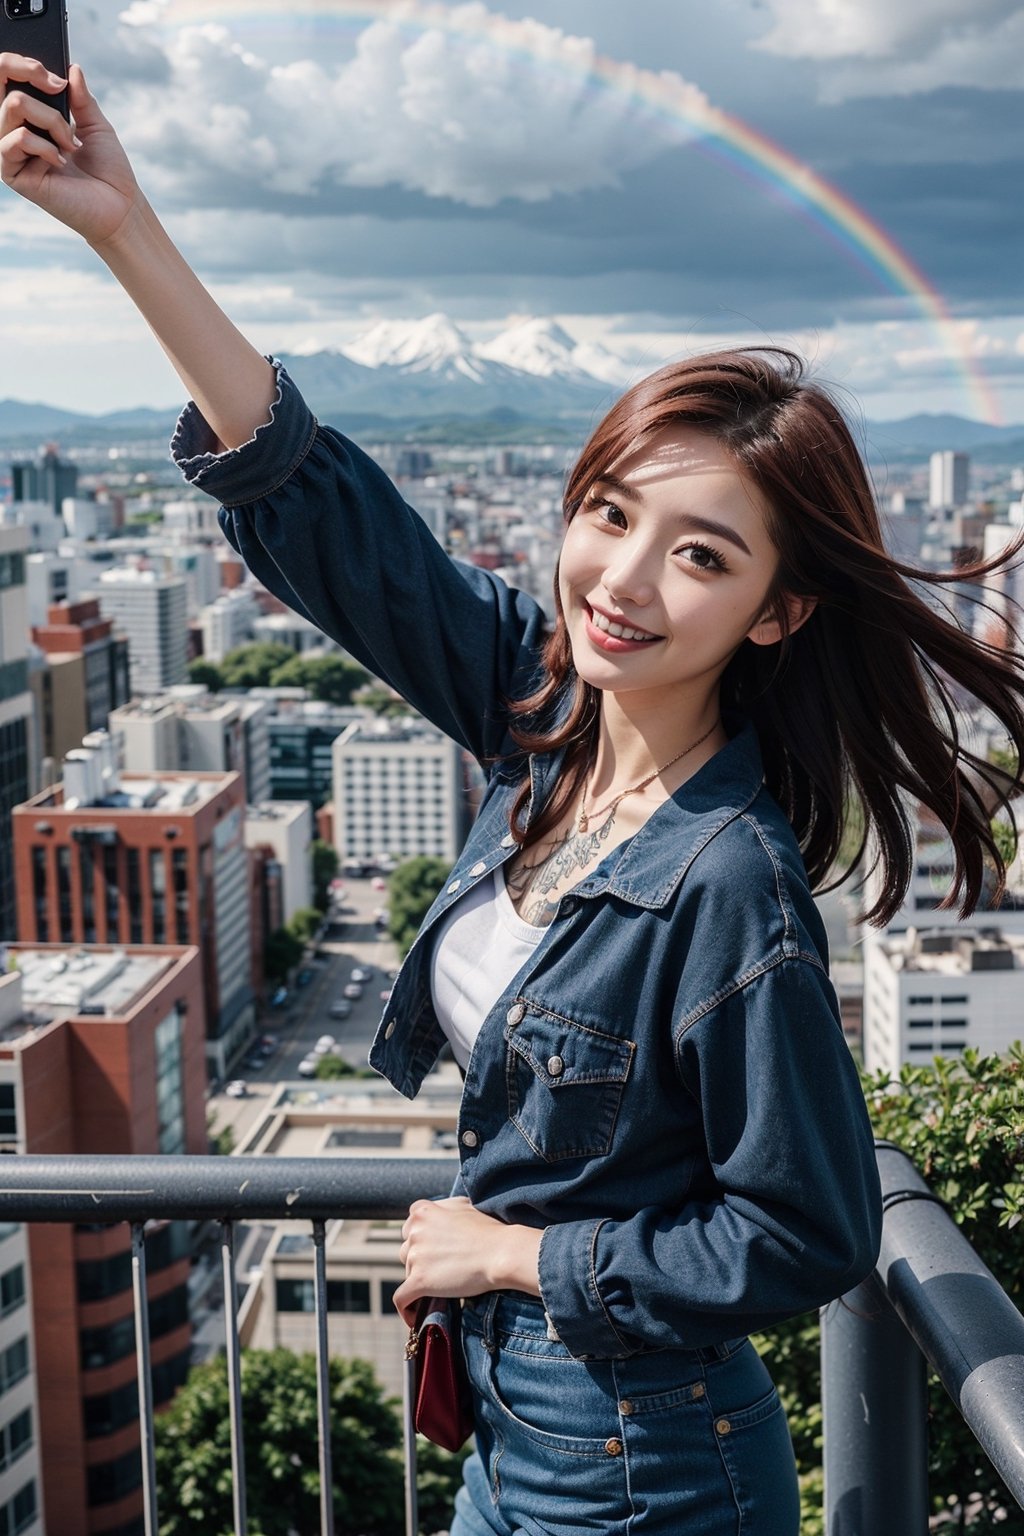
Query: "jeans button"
691 1382 705 1400
461 1129 479 1149
618 1400 633 1415
506 1002 526 1027
469 861 487 876
501 833 516 848
715 1418 732 1436
447 879 461 894
604 1438 623 1456
546 1055 564 1078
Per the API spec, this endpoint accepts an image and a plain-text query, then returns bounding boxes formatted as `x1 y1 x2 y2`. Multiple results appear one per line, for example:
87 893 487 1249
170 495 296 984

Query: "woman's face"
557 424 788 709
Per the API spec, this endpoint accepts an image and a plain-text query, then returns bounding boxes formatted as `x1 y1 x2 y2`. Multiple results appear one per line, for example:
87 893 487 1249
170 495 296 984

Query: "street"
208 875 403 1146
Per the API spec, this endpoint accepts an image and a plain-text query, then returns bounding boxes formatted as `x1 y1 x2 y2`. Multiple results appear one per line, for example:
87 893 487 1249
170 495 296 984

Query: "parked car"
225 1080 248 1099
297 1055 319 1078
350 966 372 983
343 983 363 1000
260 1033 279 1051
329 1001 352 1019
271 986 288 1008
314 1034 336 1055
371 876 388 891
296 968 313 987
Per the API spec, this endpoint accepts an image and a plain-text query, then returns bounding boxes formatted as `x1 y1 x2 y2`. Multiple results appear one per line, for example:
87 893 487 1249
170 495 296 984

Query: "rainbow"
147 0 1002 424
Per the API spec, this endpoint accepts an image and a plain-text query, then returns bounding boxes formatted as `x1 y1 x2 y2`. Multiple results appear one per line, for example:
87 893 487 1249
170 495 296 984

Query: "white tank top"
430 867 545 1071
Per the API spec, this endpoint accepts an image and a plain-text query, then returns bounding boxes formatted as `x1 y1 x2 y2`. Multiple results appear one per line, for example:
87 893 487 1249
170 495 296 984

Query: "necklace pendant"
577 810 589 835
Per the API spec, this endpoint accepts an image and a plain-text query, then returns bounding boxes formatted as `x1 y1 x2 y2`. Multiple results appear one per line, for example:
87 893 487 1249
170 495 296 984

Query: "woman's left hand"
392 1196 542 1327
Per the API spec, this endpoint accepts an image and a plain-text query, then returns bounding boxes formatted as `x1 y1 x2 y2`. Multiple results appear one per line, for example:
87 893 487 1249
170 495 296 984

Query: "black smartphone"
1 0 71 136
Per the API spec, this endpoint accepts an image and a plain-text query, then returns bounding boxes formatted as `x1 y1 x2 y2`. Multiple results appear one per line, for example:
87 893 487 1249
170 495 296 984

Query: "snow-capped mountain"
478 317 631 388
276 311 628 421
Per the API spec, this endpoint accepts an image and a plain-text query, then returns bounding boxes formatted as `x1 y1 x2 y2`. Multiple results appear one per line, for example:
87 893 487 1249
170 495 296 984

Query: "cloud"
751 0 1024 97
101 3 700 208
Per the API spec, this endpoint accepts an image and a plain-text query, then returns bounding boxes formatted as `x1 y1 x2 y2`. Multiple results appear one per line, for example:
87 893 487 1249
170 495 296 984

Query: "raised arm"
0 60 276 448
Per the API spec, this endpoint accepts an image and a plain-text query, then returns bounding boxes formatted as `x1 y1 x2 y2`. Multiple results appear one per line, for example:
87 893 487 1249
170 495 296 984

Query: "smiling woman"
4 40 1024 1536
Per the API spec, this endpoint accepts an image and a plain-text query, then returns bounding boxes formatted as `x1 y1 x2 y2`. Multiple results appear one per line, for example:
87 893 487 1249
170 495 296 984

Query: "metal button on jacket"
506 1002 526 1027
447 879 461 894
469 860 487 876
547 1055 564 1078
461 1129 479 1148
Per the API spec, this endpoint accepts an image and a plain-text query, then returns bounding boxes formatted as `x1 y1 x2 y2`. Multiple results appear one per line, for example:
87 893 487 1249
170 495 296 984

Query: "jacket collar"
545 713 767 911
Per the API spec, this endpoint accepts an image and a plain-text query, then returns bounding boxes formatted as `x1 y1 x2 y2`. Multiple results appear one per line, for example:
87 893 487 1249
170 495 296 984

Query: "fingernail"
72 136 83 148
49 73 67 84
57 153 67 166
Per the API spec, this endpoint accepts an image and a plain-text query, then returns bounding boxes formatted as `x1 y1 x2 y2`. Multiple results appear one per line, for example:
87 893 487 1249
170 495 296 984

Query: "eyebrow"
593 474 753 557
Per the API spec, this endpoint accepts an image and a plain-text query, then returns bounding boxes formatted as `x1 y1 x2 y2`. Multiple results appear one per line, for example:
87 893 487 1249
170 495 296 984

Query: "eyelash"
585 497 730 573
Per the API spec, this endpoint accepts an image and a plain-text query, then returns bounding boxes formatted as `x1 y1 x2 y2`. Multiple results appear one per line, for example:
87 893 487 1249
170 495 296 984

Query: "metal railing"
0 1155 458 1536
822 1140 1024 1533
2 1146 1022 1535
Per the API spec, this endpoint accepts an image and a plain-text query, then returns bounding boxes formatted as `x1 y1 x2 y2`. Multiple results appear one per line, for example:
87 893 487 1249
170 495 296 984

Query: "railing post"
130 1222 159 1536
821 1272 929 1534
311 1219 336 1536
221 1220 248 1536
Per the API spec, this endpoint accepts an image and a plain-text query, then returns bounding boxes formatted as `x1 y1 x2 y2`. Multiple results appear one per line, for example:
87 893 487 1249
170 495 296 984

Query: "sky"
1 0 1023 422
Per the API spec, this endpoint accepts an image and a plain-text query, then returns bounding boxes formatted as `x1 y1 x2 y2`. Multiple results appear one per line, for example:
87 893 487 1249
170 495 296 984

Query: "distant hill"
1 316 1021 455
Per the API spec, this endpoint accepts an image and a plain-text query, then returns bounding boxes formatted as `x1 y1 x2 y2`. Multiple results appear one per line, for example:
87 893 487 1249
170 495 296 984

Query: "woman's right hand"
0 59 143 249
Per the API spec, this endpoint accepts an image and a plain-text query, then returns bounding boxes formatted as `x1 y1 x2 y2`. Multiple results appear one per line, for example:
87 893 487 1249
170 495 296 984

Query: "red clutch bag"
405 1296 475 1453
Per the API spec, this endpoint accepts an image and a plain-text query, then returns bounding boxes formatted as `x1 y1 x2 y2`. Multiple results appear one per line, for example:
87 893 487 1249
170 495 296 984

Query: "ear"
746 592 818 647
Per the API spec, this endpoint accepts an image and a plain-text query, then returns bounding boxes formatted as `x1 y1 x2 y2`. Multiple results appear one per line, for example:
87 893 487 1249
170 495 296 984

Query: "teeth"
589 608 657 642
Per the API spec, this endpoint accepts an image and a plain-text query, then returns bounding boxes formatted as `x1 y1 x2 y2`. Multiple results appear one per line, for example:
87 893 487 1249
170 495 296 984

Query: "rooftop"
882 925 1020 974
0 947 180 1042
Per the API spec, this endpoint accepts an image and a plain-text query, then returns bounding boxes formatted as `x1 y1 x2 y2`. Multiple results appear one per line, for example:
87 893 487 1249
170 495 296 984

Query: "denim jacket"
173 363 882 1362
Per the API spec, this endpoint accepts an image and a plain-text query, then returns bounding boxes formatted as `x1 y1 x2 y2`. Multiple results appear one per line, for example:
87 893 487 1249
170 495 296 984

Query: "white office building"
929 450 970 511
332 718 464 864
244 801 314 922
110 686 271 805
97 568 188 696
201 588 260 663
23 553 78 629
863 925 1024 1077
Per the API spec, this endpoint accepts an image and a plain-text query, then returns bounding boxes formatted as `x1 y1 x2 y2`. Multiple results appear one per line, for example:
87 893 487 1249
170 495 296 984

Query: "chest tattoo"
505 812 618 927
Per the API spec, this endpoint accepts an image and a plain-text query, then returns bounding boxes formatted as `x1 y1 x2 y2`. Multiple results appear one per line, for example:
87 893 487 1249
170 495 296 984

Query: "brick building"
0 941 206 1535
12 732 255 1078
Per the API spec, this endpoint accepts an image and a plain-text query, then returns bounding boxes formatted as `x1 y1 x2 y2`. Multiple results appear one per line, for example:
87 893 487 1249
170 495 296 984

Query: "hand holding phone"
0 0 70 135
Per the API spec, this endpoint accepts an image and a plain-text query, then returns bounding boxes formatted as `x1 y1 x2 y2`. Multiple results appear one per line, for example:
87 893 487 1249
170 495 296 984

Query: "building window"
328 1279 371 1313
0 1409 32 1473
0 1479 37 1536
0 1339 28 1394
276 1278 315 1313
80 1284 189 1370
126 849 143 943
379 1279 401 1315
80 839 96 944
103 843 120 940
31 848 48 943
86 1447 143 1507
0 1087 15 1144
172 849 190 943
907 995 934 1005
0 1267 25 1319
155 1011 185 1156
150 850 166 945
57 845 73 942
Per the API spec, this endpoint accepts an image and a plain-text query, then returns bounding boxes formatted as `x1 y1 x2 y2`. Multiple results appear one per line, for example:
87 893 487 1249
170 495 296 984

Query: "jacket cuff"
169 358 318 507
536 1218 630 1360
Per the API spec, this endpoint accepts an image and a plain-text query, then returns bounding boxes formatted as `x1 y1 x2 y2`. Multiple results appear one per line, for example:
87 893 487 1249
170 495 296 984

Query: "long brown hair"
506 346 1024 927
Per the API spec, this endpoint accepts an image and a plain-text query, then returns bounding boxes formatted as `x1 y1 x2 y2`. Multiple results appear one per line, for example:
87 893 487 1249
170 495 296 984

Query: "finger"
391 1284 420 1328
0 122 66 176
0 52 66 93
67 63 108 134
0 89 77 153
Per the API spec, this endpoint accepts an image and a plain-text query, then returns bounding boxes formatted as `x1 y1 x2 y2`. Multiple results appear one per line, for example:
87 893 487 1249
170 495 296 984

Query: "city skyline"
1 1 1022 423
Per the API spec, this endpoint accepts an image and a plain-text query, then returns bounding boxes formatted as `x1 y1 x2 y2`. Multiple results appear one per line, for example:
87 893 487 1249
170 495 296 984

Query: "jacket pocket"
505 1004 635 1162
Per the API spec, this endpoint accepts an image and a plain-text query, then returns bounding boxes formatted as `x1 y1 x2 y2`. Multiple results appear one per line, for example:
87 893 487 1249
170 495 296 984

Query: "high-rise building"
30 600 131 769
261 697 365 808
24 552 78 629
11 446 78 519
96 569 188 696
110 686 271 804
929 450 970 510
0 527 35 942
12 733 255 1078
200 588 259 662
332 717 467 864
244 801 314 924
0 941 205 1535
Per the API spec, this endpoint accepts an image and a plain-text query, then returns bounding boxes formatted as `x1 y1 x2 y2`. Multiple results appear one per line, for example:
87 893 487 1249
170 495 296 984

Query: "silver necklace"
576 719 721 835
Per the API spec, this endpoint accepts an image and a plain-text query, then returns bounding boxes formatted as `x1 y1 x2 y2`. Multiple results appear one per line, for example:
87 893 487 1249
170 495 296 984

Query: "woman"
5 63 1024 1535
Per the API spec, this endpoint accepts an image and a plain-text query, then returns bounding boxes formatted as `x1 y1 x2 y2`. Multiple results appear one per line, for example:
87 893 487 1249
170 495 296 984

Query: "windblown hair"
506 346 1024 927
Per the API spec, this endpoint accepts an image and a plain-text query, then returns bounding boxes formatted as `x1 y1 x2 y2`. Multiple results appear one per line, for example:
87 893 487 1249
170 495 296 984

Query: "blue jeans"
451 1292 800 1536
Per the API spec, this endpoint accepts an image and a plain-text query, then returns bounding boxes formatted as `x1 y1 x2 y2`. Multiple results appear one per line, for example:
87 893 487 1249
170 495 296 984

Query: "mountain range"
2 314 1023 459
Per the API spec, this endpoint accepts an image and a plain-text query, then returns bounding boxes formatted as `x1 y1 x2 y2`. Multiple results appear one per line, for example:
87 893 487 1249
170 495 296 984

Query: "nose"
601 538 657 609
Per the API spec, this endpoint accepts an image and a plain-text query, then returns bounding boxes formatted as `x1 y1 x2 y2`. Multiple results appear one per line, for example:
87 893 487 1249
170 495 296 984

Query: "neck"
588 686 727 802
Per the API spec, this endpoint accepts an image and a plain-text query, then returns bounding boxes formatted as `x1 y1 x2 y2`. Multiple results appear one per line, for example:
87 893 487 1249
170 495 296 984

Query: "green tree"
354 682 410 718
286 906 323 946
311 839 339 912
263 927 302 982
758 1045 1024 1534
220 642 296 690
269 653 370 705
155 1348 466 1536
315 1052 357 1079
188 659 224 691
387 857 452 958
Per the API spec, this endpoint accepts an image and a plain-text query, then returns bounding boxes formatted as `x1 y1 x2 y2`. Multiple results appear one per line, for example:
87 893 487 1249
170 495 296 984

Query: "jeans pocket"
504 1003 635 1162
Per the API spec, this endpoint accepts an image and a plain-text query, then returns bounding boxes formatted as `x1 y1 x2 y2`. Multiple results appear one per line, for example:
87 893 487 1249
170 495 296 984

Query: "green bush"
756 1045 1024 1532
